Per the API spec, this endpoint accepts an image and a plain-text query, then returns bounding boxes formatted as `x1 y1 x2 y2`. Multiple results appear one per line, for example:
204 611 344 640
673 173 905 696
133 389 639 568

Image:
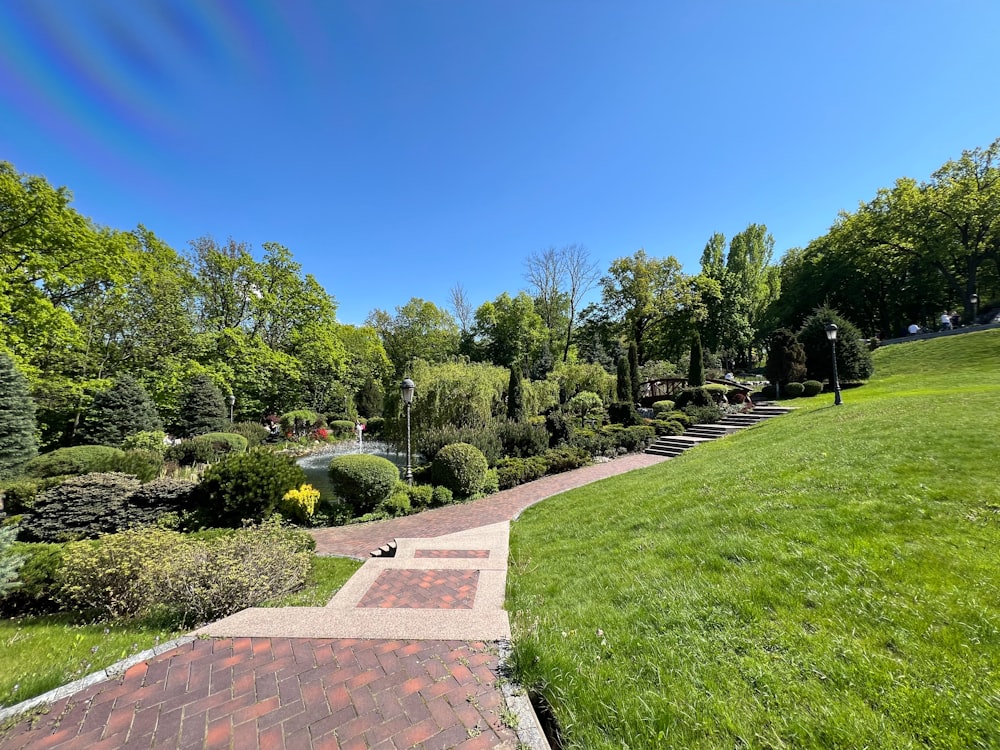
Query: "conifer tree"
628 341 641 403
177 375 226 437
687 332 705 386
0 354 38 478
765 329 808 390
506 365 526 422
616 357 631 401
78 375 162 446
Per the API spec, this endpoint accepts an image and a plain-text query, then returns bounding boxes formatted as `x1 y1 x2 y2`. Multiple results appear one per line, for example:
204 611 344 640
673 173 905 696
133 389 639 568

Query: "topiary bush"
227 422 270 447
192 432 249 459
328 454 399 515
197 451 307 527
25 472 142 542
759 384 777 399
432 443 489 497
280 409 324 437
802 380 823 397
651 400 675 417
406 483 434 510
651 419 685 436
23 446 125 479
784 382 805 398
417 425 502 466
329 420 356 439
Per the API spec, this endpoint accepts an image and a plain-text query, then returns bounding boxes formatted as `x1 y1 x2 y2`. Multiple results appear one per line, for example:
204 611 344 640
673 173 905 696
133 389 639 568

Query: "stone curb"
0 635 197 724
497 641 552 750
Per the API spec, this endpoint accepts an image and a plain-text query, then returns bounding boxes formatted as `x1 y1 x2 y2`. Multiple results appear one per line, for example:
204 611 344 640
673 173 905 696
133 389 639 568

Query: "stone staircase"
645 404 793 458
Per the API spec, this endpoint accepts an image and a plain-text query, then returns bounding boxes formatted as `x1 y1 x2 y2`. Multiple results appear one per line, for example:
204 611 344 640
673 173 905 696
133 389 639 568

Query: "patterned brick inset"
356 569 480 609
414 548 490 558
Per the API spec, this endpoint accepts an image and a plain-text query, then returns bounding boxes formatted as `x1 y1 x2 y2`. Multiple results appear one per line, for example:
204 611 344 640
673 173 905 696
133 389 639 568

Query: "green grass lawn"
0 554 360 709
507 330 1000 749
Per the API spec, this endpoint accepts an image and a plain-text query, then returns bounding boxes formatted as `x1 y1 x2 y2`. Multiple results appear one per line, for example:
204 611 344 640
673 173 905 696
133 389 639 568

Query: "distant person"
907 323 919 335
940 312 952 331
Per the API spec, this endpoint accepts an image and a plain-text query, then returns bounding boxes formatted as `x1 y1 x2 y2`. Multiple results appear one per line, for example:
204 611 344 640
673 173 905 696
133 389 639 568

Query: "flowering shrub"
311 427 330 441
280 483 320 522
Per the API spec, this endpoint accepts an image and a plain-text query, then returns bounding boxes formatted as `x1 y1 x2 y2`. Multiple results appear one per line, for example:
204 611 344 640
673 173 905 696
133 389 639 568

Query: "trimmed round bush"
784 382 805 398
23 446 125 479
651 400 675 416
652 419 684 436
226 422 270 447
198 451 307 527
759 384 777 399
193 432 249 458
802 380 823 397
329 420 357 439
164 439 216 466
328 454 399 515
433 443 488 497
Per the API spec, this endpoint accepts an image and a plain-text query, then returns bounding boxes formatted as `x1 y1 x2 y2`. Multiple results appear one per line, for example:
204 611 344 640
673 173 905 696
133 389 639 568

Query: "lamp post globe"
400 379 415 484
228 393 236 423
970 293 979 324
824 323 843 406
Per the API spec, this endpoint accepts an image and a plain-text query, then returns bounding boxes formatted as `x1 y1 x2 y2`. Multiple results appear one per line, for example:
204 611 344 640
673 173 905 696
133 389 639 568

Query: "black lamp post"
824 323 843 406
971 293 979 325
227 393 235 423
400 378 415 484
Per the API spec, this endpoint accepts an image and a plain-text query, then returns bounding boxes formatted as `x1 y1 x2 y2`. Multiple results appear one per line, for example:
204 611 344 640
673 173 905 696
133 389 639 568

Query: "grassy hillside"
508 329 1000 749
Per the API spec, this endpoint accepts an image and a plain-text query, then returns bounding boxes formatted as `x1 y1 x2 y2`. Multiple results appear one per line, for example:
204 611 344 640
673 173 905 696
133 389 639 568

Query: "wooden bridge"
638 378 754 407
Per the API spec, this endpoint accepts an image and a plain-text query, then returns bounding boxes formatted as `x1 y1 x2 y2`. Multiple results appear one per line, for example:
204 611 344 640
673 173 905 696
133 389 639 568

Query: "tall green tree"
175 374 227 437
367 298 459 376
687 332 705 387
506 366 526 423
78 375 162 447
616 357 631 402
0 354 37 477
628 341 641 403
471 292 546 370
798 307 874 383
764 329 808 390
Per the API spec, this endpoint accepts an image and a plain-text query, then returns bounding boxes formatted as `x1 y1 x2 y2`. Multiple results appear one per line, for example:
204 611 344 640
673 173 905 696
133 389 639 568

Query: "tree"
764 329 807 391
616 357 631 402
0 353 37 477
176 374 226 437
628 341 641 403
687 332 705 387
798 307 874 383
561 244 601 362
506 366 526 423
78 375 162 447
367 298 459 376
471 292 546 370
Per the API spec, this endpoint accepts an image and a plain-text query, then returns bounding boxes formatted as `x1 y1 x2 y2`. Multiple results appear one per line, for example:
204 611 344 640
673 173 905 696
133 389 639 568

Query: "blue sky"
2 1 998 325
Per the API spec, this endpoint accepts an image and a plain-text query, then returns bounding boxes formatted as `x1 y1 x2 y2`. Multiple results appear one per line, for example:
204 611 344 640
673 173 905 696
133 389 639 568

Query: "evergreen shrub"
704 384 730 402
568 428 612 457
328 454 399 515
674 387 713 409
496 456 548 490
608 401 641 426
482 468 499 495
280 410 324 437
193 432 249 459
651 400 675 416
802 380 823 397
759 384 777 399
24 446 125 479
1 476 67 514
176 375 226 437
198 452 307 527
114 449 163 482
378 488 411 517
606 425 656 452
417 425 502 466
26 472 142 542
163 439 216 466
0 541 62 616
652 419 685 436
128 478 198 527
406 484 434 510
784 382 806 398
227 422 269 447
78 375 161 447
0 521 23 597
497 421 549 459
121 431 168 455
544 410 573 448
432 486 453 506
542 447 590 474
682 404 723 425
364 417 384 439
432 443 488 497
329 420 356 439
666 411 693 428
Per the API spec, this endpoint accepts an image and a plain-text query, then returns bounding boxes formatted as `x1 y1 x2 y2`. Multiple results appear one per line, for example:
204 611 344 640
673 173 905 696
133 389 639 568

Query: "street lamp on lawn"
400 378 415 484
824 323 843 406
228 393 235 423
971 293 979 325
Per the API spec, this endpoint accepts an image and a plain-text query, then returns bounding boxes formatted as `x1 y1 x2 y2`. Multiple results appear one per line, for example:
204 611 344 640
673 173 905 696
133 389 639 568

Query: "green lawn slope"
507 329 1000 749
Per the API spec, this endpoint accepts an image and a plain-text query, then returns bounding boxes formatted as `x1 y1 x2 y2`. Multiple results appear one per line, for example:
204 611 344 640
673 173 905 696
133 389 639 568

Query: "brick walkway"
0 452 669 749
0 638 515 750
310 452 668 559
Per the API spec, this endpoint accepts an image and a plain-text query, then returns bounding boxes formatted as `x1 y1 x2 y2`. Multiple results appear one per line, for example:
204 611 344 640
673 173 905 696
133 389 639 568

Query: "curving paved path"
0 453 669 749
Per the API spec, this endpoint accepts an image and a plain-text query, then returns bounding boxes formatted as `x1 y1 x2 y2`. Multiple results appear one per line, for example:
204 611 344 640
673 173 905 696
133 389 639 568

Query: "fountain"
295 440 410 502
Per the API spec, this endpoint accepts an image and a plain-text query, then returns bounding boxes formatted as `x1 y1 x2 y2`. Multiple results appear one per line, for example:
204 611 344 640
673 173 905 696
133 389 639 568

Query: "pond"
295 440 411 502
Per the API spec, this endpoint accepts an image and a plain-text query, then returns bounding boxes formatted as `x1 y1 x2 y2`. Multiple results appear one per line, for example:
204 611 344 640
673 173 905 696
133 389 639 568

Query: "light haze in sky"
2 1 997 324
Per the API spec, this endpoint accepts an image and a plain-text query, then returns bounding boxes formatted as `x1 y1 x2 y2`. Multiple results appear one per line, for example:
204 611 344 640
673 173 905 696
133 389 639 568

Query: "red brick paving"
414 550 489 559
356 570 480 610
0 638 517 750
310 452 668 558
